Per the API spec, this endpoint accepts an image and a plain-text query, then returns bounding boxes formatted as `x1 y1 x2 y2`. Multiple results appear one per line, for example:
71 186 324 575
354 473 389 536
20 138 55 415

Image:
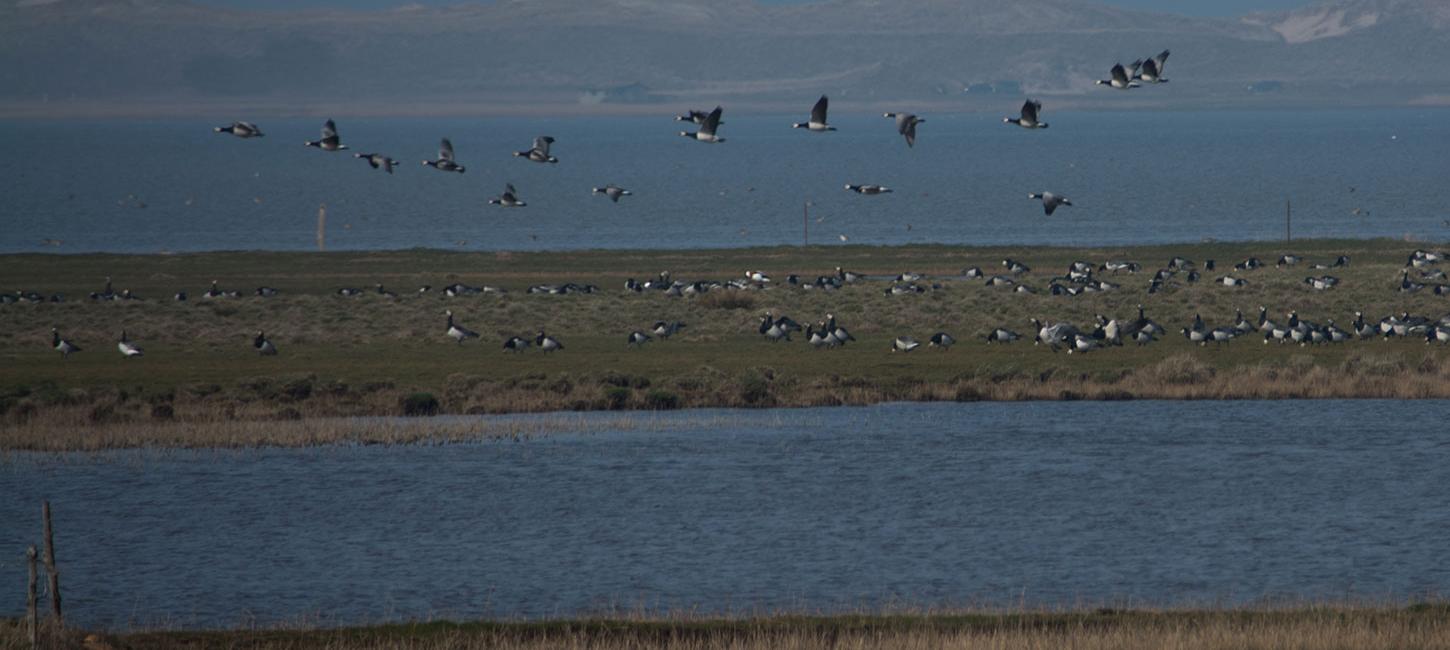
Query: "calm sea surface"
3 110 1448 254
3 400 1449 629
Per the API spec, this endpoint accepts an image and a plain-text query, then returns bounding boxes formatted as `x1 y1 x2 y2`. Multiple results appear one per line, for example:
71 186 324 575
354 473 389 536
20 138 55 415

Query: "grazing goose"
51 328 81 358
337 287 364 297
174 291 188 302
254 286 279 298
489 183 527 207
986 275 1016 287
928 332 956 350
985 328 1020 344
651 320 686 339
845 184 892 195
962 267 983 278
1028 192 1072 215
535 331 563 352
627 331 652 347
1276 254 1303 268
514 136 558 163
1101 261 1141 274
1234 257 1263 270
1304 276 1338 291
253 330 277 356
444 310 479 345
1181 327 1210 346
214 121 264 138
835 267 862 283
1004 100 1048 129
304 119 347 151
1399 271 1425 293
793 95 835 132
1002 258 1031 274
1133 329 1158 346
891 336 921 353
883 112 924 147
1216 276 1249 287
745 270 771 284
593 185 633 203
503 336 531 352
1096 63 1140 90
1210 327 1237 345
355 153 398 174
375 284 397 298
1030 318 1080 350
680 106 725 143
1138 50 1170 83
1428 324 1450 345
117 330 143 358
1067 334 1100 354
423 138 466 173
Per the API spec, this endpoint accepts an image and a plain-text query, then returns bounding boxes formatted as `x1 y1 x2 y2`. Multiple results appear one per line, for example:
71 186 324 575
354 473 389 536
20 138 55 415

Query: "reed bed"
10 604 1449 650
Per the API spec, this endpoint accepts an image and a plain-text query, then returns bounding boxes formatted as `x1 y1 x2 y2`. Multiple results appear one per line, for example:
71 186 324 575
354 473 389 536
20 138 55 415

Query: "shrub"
740 372 771 405
644 389 680 410
602 387 631 410
400 392 440 417
150 403 175 420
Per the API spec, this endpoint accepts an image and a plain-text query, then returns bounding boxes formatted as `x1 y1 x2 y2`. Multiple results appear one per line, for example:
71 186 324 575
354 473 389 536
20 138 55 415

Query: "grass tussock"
9 604 1450 650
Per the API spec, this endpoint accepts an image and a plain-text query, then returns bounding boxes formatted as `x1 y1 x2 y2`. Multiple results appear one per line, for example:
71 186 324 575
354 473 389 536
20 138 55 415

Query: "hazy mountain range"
2 0 1447 116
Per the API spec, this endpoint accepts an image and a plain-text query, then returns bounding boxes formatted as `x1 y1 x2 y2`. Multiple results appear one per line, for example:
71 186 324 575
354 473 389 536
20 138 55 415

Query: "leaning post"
42 501 62 629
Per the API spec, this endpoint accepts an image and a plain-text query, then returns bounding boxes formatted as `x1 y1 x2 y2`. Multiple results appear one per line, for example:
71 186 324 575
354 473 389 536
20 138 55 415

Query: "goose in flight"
675 109 724 125
883 112 924 147
1029 192 1072 215
1096 64 1139 90
846 184 892 195
514 136 558 163
215 121 264 139
424 138 466 173
1138 50 1170 83
354 153 398 174
489 183 527 207
793 95 835 132
304 119 347 151
680 106 725 143
592 185 633 203
1004 100 1048 129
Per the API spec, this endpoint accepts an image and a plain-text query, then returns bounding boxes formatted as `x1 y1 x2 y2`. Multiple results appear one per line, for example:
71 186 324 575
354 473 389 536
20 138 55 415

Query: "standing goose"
1096 63 1140 90
51 328 81 359
423 138 466 173
793 95 835 132
354 153 398 174
1138 50 1170 83
444 310 479 345
1004 100 1048 129
883 112 924 147
489 183 527 207
253 330 277 356
514 136 559 163
845 184 892 195
824 313 855 345
1029 192 1072 215
535 331 564 352
117 330 143 358
680 106 725 143
593 185 633 203
304 119 347 151
215 121 264 139
891 336 921 353
806 325 833 349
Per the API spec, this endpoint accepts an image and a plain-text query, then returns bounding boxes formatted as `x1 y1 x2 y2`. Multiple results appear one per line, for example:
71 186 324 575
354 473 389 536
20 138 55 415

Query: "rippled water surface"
3 400 1450 629
4 110 1449 253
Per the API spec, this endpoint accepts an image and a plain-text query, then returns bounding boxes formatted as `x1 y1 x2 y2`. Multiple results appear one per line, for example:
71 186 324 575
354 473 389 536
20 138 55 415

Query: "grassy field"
8 604 1450 649
2 239 1448 449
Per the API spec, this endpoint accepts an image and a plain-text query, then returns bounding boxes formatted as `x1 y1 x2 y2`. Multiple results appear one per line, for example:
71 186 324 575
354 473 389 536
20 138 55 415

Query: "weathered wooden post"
42 501 62 629
26 545 38 648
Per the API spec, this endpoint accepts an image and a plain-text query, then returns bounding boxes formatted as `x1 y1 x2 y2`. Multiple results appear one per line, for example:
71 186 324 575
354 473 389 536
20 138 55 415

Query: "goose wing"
1141 58 1160 79
238 121 261 134
532 136 554 156
1110 63 1129 86
322 119 338 139
1021 100 1040 123
1153 50 1170 75
810 95 829 124
504 183 518 199
439 138 455 162
701 106 723 135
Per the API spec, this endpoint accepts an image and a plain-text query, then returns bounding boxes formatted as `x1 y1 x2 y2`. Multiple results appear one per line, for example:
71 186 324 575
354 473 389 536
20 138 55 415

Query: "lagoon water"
3 109 1449 254
4 400 1450 629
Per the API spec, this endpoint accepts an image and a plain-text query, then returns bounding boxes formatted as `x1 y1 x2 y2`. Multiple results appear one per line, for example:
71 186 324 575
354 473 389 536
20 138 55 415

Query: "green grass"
2 239 1448 447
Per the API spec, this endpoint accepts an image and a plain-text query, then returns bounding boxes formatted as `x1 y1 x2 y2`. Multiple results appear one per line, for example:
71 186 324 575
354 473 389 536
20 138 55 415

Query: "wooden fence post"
26 545 38 648
42 500 62 629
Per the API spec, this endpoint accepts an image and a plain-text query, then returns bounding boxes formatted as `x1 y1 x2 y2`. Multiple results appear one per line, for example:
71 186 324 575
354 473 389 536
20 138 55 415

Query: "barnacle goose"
883 112 924 147
503 336 531 352
985 328 1020 344
445 310 479 345
891 336 921 353
1004 100 1048 129
489 183 527 207
845 184 892 195
515 136 558 163
52 328 81 358
593 185 633 203
1096 63 1140 89
423 138 466 173
535 331 564 352
680 106 725 143
929 332 956 349
627 331 652 346
117 330 143 358
355 153 398 174
304 119 347 151
793 95 835 132
1028 192 1071 215
215 121 264 139
254 330 277 356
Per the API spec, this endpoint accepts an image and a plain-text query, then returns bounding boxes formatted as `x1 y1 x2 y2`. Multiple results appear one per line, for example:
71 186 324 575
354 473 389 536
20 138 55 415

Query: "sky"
194 0 1323 17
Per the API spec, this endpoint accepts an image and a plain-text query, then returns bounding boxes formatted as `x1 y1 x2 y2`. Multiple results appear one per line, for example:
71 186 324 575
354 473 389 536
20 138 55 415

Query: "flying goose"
1004 100 1048 129
489 183 527 207
1096 63 1140 90
1029 192 1072 215
515 136 558 163
675 109 724 125
985 328 1020 344
355 153 398 174
928 332 956 349
846 184 892 195
423 138 466 173
680 106 725 143
891 336 921 353
883 112 924 147
117 330 143 358
593 185 633 202
535 331 563 352
1138 50 1170 83
445 310 479 345
304 119 347 151
254 330 277 356
793 95 835 132
215 121 264 139
627 331 652 347
51 328 80 358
